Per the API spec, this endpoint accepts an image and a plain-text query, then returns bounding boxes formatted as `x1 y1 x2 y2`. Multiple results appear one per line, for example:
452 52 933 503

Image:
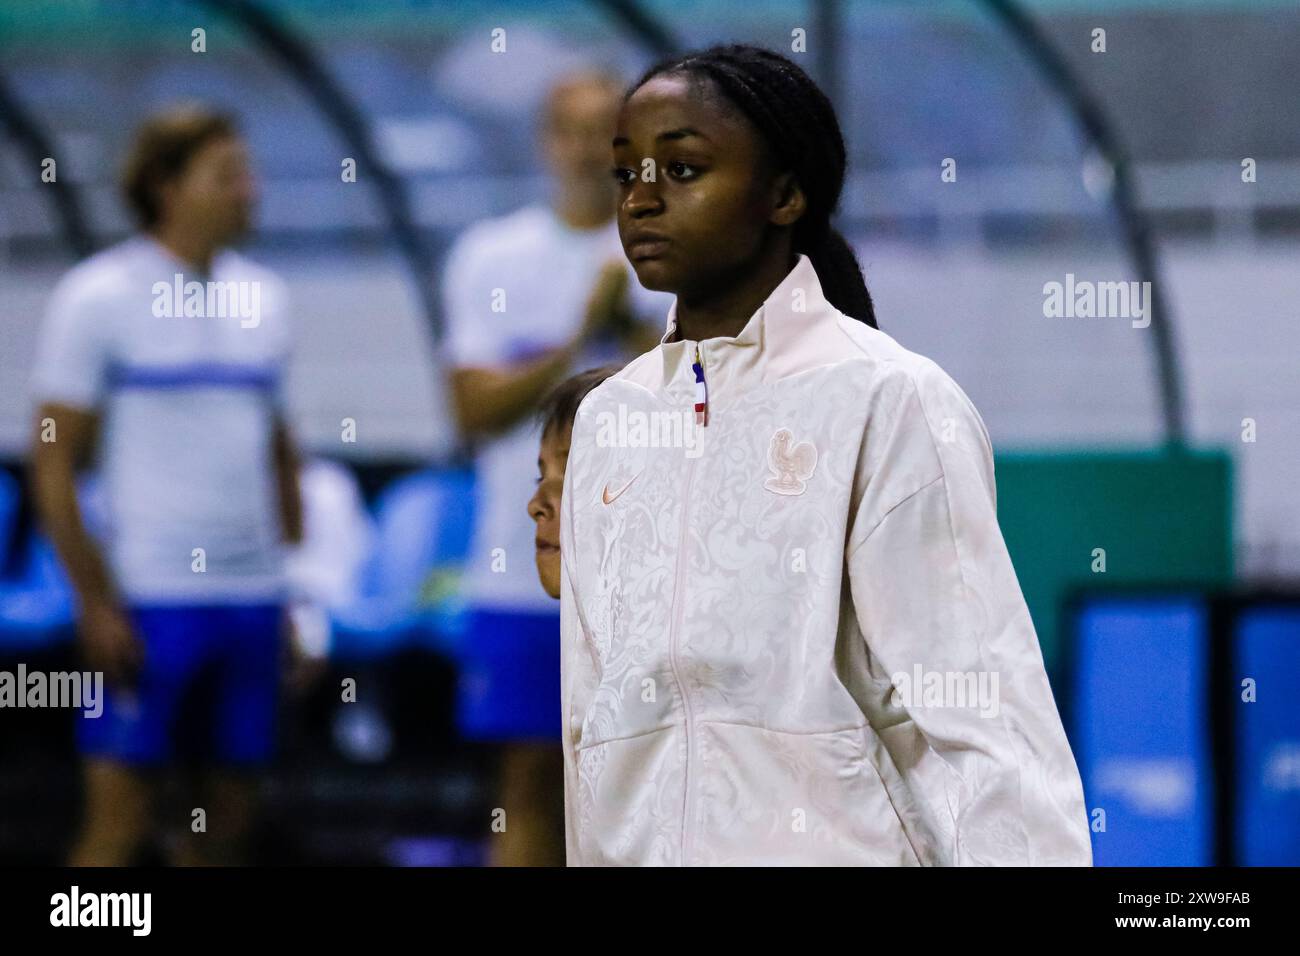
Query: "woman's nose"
625 171 663 216
529 490 555 521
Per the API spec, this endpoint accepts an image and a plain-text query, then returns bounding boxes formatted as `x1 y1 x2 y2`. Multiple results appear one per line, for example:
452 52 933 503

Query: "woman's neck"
674 246 797 343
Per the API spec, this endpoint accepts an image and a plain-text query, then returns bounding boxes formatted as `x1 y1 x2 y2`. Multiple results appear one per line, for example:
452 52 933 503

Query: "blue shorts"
455 607 560 742
77 603 284 768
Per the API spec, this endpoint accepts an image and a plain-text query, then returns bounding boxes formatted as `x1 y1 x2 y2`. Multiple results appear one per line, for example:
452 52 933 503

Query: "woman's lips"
536 540 560 554
627 237 670 260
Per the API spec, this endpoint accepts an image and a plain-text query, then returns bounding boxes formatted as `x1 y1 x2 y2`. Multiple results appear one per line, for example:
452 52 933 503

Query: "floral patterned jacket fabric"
559 255 1093 866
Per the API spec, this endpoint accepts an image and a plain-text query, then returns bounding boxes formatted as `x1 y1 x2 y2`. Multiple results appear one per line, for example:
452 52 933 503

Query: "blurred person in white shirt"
30 106 301 866
441 69 669 866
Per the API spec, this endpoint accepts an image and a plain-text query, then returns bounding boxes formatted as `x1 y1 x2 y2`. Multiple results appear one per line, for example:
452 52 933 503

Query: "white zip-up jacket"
559 254 1092 866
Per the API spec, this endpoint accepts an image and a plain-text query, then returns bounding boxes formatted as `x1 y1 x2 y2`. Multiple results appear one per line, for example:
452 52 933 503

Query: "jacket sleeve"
559 458 600 866
844 364 1092 866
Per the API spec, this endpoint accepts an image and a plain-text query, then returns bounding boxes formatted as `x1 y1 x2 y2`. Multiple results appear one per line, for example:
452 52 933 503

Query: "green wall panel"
994 447 1233 674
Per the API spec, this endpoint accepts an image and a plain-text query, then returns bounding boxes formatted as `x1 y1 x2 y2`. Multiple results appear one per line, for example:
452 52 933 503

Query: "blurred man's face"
541 79 622 193
528 423 570 600
160 135 257 245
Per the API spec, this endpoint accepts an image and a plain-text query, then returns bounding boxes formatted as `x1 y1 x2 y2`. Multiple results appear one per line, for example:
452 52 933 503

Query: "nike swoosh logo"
602 474 637 505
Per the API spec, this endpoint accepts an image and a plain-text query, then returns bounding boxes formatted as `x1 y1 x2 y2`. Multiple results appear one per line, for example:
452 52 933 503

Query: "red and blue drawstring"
692 344 708 427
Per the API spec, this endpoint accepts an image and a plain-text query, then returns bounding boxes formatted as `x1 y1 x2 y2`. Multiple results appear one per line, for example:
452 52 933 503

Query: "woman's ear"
769 171 807 228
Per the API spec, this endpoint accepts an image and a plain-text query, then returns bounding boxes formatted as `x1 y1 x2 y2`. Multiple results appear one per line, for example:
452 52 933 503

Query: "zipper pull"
691 344 708 427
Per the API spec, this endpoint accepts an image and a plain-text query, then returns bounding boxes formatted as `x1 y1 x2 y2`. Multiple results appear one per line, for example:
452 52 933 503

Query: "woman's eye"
667 160 698 180
612 166 635 185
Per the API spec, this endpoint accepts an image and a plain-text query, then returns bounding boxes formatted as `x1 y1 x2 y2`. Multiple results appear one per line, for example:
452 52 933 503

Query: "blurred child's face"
612 73 784 300
528 423 570 599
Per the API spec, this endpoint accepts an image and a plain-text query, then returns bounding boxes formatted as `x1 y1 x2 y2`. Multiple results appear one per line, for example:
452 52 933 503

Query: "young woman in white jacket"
558 44 1093 866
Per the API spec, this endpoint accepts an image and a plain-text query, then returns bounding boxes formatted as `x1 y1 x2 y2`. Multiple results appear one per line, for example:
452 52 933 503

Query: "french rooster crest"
764 427 818 495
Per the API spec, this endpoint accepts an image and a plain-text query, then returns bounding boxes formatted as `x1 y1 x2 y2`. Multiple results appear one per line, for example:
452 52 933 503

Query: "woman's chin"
629 258 676 292
537 554 562 600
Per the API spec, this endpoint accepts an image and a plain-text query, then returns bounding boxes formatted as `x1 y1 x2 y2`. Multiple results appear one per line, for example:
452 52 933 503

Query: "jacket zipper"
670 342 705 864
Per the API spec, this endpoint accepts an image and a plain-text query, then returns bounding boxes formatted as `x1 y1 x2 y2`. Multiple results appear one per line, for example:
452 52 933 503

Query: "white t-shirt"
285 457 374 609
30 236 293 604
442 204 671 613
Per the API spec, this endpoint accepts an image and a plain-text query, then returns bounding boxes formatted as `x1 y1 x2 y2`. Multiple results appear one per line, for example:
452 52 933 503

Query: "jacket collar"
656 254 839 404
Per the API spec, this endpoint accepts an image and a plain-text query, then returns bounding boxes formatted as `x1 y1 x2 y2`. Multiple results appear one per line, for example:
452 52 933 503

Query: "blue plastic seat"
0 474 102 652
0 470 19 577
0 534 76 651
328 466 475 661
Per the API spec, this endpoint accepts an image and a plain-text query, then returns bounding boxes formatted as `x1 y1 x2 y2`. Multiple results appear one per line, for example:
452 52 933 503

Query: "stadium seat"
0 534 76 651
0 470 19 577
0 475 102 651
328 466 474 661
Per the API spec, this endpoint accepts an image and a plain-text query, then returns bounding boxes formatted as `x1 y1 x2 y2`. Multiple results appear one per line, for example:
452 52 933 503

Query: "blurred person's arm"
28 275 140 685
29 403 115 606
266 287 320 685
448 261 631 438
29 403 139 686
451 347 582 438
271 422 320 689
271 417 303 546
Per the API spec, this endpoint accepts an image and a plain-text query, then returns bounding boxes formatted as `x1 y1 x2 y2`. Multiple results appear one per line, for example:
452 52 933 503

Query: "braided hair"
629 44 877 329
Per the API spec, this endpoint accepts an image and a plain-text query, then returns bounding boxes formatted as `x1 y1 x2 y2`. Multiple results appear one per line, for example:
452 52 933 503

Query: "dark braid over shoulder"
629 44 878 329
